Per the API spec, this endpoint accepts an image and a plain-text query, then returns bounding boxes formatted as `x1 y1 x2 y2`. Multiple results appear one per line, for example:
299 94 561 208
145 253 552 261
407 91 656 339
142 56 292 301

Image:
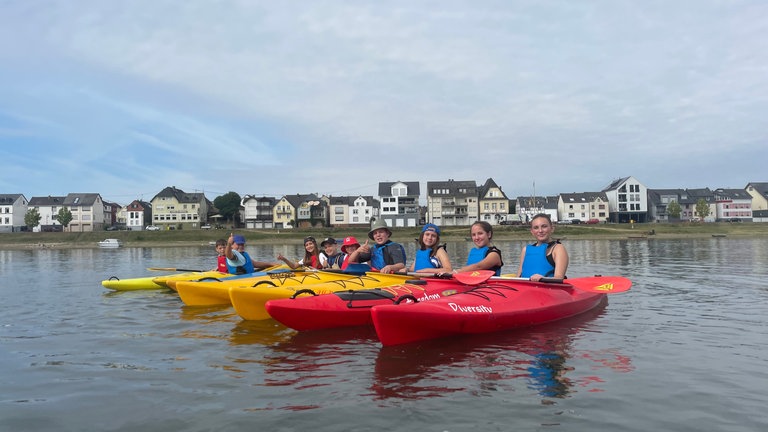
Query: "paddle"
494 275 632 294
400 270 496 286
147 267 206 272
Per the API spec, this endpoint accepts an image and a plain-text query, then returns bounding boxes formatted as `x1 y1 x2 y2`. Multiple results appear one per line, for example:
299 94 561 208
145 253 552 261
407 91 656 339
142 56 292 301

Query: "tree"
695 199 710 221
57 207 73 228
213 192 242 225
667 200 682 219
25 208 41 230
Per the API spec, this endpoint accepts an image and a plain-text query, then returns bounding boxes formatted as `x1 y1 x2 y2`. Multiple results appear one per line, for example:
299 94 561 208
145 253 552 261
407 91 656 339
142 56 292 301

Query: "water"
1 238 767 431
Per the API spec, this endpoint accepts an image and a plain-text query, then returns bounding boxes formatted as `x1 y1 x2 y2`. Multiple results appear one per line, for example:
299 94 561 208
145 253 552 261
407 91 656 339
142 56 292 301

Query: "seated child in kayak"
408 223 452 273
278 236 323 269
452 221 504 276
225 234 281 275
516 213 568 281
350 219 406 274
319 237 345 269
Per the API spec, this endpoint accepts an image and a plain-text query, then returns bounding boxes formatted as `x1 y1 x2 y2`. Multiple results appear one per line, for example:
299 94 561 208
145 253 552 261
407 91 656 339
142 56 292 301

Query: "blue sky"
1 0 766 205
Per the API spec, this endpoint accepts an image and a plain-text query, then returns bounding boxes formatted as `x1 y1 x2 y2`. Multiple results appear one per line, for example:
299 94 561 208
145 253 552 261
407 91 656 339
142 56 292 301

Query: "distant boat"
98 238 123 248
712 234 727 238
627 235 647 239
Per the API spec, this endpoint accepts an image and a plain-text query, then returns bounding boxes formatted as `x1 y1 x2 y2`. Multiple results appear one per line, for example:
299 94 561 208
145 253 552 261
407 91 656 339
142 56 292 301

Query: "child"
213 238 227 272
320 237 345 269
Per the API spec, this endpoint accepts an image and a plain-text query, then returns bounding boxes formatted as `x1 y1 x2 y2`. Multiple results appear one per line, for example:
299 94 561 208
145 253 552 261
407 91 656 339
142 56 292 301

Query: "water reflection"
370 299 633 401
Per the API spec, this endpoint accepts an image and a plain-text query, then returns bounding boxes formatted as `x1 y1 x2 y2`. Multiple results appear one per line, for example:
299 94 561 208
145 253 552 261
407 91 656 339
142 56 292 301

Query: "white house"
0 194 29 232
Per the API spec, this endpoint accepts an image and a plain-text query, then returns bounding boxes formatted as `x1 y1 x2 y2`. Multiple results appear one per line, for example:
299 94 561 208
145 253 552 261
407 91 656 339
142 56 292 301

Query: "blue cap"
233 235 246 244
422 223 440 235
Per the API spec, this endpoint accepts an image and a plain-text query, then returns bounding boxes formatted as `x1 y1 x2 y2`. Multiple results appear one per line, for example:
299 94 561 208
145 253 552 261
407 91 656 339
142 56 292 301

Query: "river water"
1 238 767 431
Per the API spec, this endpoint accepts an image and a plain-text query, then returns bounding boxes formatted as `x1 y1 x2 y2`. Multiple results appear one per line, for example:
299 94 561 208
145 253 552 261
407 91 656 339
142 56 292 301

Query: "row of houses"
2 178 768 233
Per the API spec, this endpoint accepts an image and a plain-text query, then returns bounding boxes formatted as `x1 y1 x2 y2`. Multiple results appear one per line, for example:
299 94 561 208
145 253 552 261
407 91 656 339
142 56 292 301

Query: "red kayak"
371 275 631 346
265 278 475 331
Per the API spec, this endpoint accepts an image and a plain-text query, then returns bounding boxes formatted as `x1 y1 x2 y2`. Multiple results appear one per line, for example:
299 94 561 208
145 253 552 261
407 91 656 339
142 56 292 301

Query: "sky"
1 0 766 205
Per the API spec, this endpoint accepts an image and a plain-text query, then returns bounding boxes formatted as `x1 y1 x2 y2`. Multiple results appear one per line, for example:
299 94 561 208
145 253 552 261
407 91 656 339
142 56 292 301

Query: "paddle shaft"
147 267 206 272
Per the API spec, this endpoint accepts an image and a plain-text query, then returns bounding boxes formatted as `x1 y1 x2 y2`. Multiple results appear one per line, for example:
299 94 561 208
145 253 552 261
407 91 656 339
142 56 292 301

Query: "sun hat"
368 219 391 240
341 236 360 253
233 235 246 245
422 223 441 235
320 237 337 247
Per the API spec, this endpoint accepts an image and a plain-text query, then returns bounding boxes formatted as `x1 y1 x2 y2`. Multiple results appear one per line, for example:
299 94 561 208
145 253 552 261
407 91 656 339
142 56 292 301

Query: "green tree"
667 200 682 219
213 192 242 225
57 207 73 228
25 208 41 230
695 198 710 221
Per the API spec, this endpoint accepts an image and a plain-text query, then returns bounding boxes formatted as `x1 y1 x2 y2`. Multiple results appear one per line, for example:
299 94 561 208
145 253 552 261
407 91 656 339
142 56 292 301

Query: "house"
426 179 479 227
63 193 104 232
121 200 152 230
713 188 752 221
516 195 559 223
242 195 276 229
558 192 609 223
478 178 511 226
745 182 768 212
63 193 105 232
103 200 122 228
0 194 29 233
273 194 325 229
150 186 211 229
328 195 379 227
647 189 682 222
28 196 66 232
601 176 649 223
647 188 717 222
378 181 420 228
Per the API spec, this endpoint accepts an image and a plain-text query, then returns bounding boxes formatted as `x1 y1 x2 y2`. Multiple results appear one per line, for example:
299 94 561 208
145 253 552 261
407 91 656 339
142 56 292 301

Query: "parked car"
586 218 600 224
571 219 582 224
200 224 212 229
557 219 572 225
145 225 160 231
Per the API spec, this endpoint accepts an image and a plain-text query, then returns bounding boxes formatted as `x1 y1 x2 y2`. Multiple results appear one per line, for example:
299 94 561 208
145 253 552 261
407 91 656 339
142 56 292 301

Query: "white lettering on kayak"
417 293 441 302
448 303 492 313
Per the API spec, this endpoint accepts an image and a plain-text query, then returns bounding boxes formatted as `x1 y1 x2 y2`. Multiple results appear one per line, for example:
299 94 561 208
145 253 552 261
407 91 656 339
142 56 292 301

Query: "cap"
422 223 441 235
341 236 360 253
320 237 337 247
233 235 246 245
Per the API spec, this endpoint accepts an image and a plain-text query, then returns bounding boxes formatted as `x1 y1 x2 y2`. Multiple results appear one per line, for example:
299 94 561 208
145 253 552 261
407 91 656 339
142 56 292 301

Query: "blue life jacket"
370 241 406 270
520 241 558 278
226 250 255 275
413 247 442 271
466 246 503 276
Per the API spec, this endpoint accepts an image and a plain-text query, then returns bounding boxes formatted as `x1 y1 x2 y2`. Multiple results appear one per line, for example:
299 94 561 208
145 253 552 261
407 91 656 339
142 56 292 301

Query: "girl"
454 221 503 276
516 213 568 281
278 236 323 269
408 223 452 273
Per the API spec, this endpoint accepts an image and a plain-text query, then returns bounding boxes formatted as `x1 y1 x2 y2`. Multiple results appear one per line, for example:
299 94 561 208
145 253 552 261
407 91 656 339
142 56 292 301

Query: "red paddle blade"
565 276 632 294
453 270 496 285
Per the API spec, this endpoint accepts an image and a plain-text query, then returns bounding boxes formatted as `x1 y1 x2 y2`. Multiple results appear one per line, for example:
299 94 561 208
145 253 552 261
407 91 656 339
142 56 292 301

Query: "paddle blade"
565 276 632 294
453 270 496 285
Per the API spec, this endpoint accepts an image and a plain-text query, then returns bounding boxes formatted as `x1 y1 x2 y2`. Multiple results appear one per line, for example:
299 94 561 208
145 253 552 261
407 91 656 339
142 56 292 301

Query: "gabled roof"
560 192 608 202
29 196 66 206
426 179 478 197
602 176 631 191
283 193 319 208
478 178 509 200
517 195 559 210
125 200 151 211
378 181 420 197
242 195 277 205
152 186 207 204
64 193 101 206
746 182 768 199
0 194 24 204
714 188 753 200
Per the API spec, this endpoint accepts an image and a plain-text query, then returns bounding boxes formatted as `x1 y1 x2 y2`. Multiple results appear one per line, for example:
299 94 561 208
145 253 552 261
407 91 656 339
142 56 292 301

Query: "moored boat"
98 238 123 248
371 275 631 346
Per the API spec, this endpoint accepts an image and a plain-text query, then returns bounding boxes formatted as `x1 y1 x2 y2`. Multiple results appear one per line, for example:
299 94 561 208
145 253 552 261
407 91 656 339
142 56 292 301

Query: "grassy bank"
1 222 766 250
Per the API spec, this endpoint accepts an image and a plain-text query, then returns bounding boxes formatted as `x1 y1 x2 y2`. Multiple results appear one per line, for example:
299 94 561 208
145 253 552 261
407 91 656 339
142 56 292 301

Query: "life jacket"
370 241 406 271
413 244 446 271
325 253 346 269
520 241 560 278
466 245 503 276
217 255 227 273
226 250 255 275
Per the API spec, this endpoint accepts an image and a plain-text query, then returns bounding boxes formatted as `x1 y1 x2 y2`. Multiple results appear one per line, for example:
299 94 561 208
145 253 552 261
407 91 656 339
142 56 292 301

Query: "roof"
152 186 208 204
378 181 420 197
559 192 608 202
29 196 67 206
478 178 509 200
64 193 101 206
0 194 24 204
426 179 478 197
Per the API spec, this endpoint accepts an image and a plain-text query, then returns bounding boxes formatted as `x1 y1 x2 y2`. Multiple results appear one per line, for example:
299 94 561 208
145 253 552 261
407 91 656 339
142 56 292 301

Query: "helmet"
368 218 391 240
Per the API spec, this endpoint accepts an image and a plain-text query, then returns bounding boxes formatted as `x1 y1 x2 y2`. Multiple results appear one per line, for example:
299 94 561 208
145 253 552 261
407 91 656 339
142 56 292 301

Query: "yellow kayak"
153 271 229 290
101 275 167 291
175 269 359 307
230 272 417 321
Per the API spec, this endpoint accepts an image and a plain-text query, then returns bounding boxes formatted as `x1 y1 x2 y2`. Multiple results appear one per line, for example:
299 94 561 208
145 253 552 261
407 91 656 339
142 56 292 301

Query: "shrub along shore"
1 222 766 250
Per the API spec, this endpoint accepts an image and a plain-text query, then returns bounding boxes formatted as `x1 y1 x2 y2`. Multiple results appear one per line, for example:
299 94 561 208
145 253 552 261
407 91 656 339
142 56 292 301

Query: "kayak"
175 269 361 306
230 272 419 321
161 264 291 291
101 275 167 291
371 275 631 346
153 271 229 290
265 277 474 331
